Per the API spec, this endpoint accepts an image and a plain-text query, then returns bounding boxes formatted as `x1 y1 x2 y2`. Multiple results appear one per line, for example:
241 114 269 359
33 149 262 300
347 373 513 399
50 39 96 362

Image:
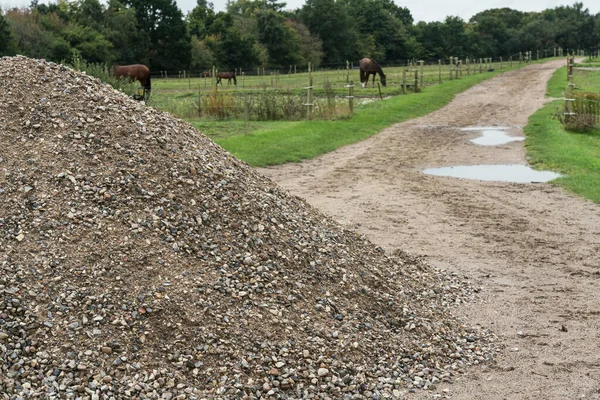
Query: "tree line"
0 0 598 73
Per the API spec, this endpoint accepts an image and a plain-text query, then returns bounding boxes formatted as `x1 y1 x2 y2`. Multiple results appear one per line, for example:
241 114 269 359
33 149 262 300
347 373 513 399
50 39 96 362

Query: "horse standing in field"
216 71 237 85
113 64 152 92
359 58 386 88
201 71 211 78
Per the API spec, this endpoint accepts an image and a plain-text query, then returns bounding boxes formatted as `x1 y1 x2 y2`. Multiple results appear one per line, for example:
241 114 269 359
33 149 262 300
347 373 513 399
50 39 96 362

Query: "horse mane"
372 60 384 74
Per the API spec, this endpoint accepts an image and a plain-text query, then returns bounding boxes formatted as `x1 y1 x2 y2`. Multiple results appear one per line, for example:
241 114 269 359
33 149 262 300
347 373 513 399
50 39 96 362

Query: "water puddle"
460 126 524 146
423 164 562 183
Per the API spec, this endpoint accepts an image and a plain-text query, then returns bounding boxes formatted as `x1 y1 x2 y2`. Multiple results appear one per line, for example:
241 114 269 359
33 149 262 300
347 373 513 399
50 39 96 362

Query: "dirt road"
258 59 600 399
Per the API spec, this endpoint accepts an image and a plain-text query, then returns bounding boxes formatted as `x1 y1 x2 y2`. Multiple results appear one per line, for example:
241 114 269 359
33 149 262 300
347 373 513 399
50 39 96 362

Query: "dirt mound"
0 56 495 399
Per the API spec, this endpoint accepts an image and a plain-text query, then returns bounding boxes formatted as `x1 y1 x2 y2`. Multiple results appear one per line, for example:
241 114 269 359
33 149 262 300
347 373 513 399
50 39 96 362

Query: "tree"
122 0 191 71
190 35 214 71
288 20 323 66
105 0 149 64
4 8 66 61
255 9 301 67
188 0 216 38
341 0 411 62
299 0 358 65
0 12 13 56
441 16 469 58
212 26 261 69
69 0 105 31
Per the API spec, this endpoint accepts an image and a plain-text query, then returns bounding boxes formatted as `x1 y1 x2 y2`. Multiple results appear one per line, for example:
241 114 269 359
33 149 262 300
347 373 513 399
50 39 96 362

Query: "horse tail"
233 74 237 85
145 74 152 91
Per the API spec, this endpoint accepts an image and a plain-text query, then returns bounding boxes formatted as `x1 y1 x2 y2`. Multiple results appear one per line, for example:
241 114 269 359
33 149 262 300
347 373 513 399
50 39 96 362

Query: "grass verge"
525 65 600 204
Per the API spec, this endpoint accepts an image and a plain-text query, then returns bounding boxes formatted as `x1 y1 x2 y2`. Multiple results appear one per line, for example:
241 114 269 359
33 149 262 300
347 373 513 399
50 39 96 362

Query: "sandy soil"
258 59 600 399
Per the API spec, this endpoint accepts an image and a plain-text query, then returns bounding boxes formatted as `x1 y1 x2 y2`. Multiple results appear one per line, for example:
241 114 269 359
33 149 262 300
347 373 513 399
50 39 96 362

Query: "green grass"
216 60 556 166
525 64 600 203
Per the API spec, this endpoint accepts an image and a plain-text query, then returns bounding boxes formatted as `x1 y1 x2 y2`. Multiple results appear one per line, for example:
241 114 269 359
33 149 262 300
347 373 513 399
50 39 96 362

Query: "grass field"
149 58 528 125
525 62 600 204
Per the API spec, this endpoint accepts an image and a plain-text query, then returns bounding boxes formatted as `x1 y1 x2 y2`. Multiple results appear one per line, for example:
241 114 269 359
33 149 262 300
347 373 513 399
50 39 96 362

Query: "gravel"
0 55 497 399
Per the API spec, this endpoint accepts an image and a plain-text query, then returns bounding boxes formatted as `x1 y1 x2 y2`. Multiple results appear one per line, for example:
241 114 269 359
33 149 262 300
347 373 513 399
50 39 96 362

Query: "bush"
558 91 600 132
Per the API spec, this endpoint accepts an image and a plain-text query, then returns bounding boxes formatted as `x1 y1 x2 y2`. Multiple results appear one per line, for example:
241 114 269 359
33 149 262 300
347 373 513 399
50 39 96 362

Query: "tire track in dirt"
258 59 600 399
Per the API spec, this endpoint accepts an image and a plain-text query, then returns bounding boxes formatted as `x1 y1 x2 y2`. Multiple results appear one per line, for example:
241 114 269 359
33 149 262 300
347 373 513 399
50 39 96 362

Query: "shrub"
559 91 600 132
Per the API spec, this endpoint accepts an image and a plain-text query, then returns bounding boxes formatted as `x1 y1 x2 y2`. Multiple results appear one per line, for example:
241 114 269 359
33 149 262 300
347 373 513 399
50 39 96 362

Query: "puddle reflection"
461 126 524 146
423 164 561 183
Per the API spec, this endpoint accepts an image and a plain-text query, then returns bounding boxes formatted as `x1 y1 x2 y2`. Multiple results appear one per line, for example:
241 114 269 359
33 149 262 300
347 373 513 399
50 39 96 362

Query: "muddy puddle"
423 164 561 183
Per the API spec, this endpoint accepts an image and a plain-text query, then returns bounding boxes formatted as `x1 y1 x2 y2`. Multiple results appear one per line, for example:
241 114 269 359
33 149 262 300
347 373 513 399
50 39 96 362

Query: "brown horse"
201 71 211 78
216 71 237 85
359 58 386 88
113 64 151 91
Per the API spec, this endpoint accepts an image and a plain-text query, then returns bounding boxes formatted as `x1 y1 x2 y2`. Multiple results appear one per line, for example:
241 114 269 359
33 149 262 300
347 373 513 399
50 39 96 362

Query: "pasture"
147 57 560 165
148 58 520 123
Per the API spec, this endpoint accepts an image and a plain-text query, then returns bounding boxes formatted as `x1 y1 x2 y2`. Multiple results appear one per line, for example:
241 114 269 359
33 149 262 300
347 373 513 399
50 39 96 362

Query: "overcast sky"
3 0 599 23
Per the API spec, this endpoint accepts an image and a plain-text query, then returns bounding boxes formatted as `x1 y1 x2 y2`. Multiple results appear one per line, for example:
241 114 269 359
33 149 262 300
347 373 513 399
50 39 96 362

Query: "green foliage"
190 36 215 72
256 9 301 67
213 26 261 69
0 12 13 56
123 0 191 71
298 0 358 64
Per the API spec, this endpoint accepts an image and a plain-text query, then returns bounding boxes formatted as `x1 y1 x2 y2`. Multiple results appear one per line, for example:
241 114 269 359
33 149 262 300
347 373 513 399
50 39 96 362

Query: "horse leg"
360 71 366 88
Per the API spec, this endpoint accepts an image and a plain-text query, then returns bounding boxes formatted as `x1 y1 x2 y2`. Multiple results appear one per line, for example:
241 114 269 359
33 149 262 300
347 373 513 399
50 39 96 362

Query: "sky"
3 0 600 23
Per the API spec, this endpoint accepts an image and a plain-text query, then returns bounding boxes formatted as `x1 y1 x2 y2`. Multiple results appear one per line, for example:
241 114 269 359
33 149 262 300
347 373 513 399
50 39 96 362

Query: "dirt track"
258 59 600 399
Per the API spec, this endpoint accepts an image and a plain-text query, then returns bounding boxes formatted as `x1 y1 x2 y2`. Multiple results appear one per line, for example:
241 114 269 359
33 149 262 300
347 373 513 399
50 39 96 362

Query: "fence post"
347 80 354 113
402 69 407 94
419 60 424 87
414 69 418 92
197 87 201 117
188 70 191 89
438 60 441 84
346 60 350 83
242 72 245 88
306 62 313 120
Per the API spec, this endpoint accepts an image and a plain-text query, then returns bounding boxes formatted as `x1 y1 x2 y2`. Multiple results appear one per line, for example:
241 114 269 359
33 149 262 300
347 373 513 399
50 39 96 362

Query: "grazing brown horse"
359 58 386 88
113 64 151 91
201 71 211 78
216 71 237 85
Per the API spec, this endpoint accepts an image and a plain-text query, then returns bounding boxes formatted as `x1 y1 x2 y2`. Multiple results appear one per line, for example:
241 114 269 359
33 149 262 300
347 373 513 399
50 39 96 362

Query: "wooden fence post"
347 80 354 113
438 60 441 84
402 69 407 94
419 60 424 87
346 60 350 83
306 62 313 120
414 69 418 92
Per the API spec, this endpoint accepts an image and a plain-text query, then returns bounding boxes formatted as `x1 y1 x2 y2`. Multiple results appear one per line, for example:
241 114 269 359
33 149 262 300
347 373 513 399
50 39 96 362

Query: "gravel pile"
0 56 497 399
